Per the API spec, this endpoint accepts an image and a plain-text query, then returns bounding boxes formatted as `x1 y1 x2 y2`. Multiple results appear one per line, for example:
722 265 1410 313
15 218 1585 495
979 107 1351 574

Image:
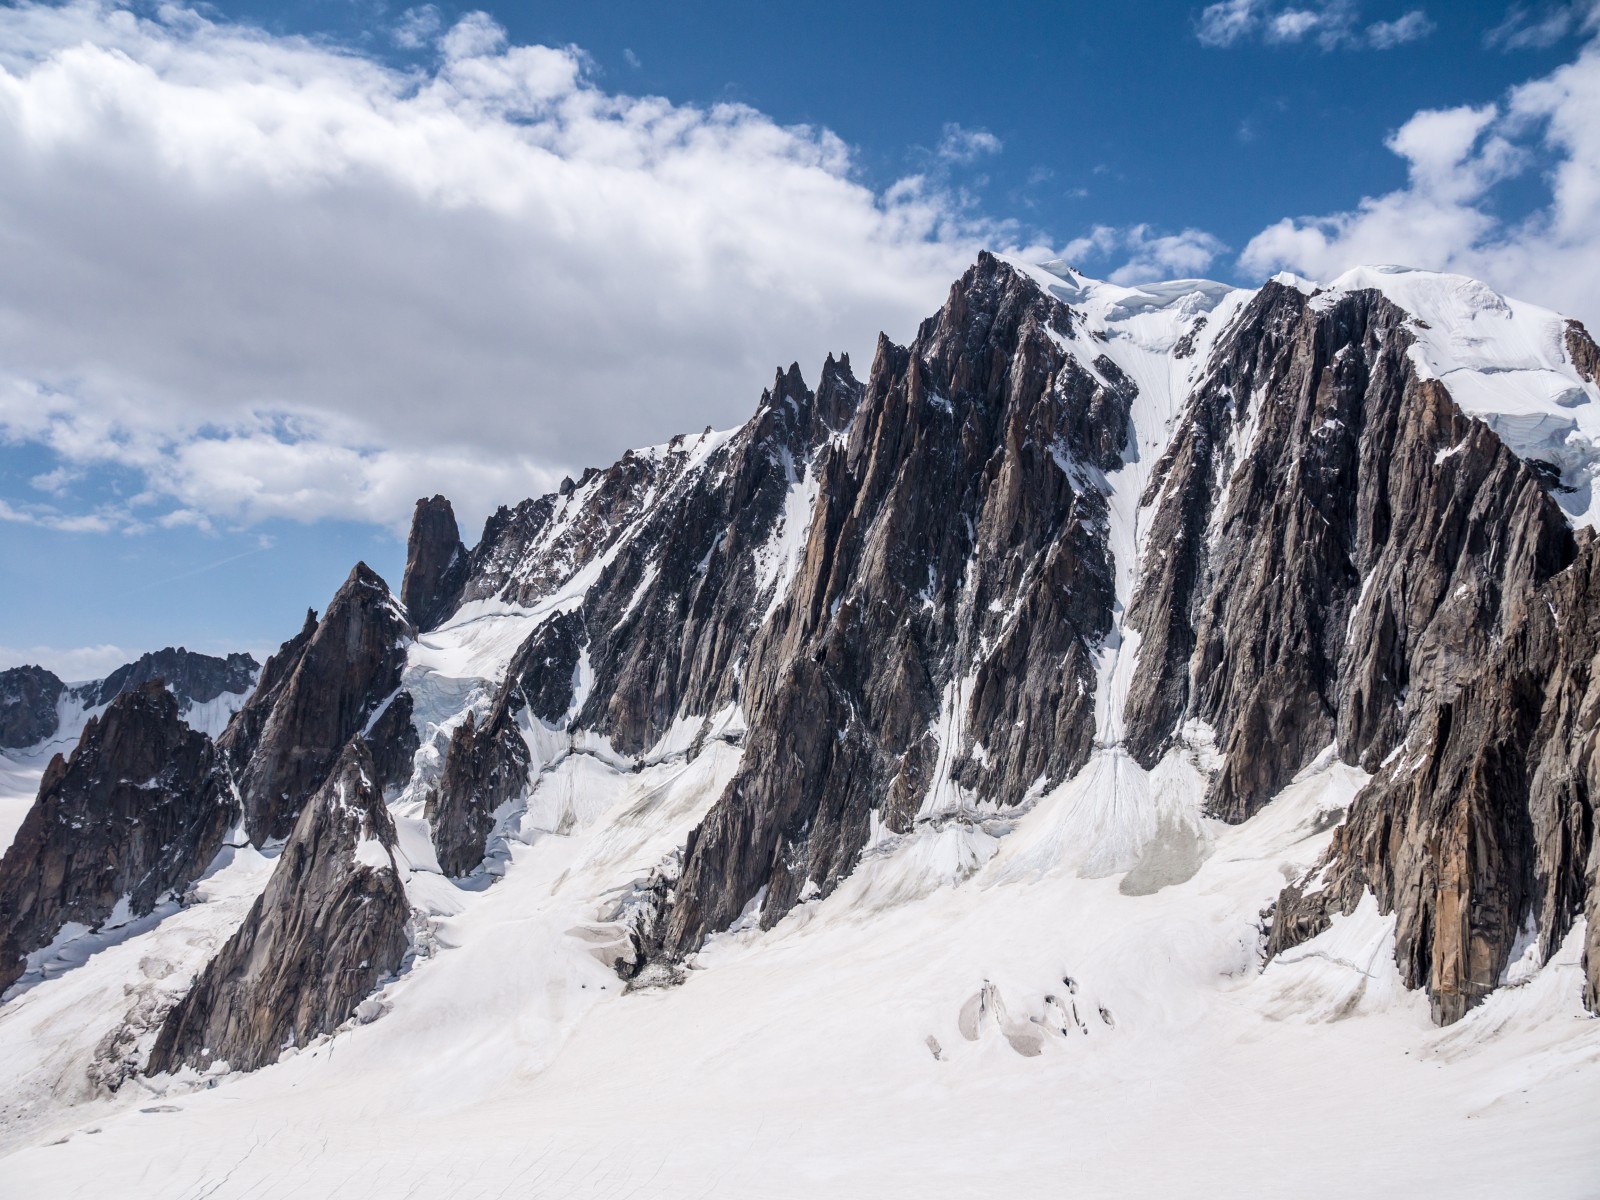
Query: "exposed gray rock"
217 564 413 844
663 253 1127 952
363 690 421 800
426 703 528 879
425 610 585 876
0 682 235 994
1567 319 1599 383
450 354 862 766
88 648 258 710
0 665 64 750
1123 282 1572 822
402 495 469 633
146 740 410 1075
1271 533 1600 1022
214 608 318 783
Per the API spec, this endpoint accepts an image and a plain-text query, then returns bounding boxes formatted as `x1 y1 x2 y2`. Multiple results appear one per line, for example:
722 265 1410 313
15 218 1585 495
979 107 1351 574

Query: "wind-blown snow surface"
3 746 1596 1198
4 261 1600 1196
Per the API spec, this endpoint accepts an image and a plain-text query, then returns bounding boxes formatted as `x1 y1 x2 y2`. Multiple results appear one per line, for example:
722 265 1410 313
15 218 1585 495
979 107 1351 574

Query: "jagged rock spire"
402 495 469 633
147 739 410 1075
0 682 235 993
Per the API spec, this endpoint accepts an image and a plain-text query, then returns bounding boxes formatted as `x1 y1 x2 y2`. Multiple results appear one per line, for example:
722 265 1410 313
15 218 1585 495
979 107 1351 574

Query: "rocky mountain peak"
0 665 65 750
0 681 234 993
89 647 259 710
220 562 413 844
402 495 469 632
660 250 1131 953
147 738 411 1075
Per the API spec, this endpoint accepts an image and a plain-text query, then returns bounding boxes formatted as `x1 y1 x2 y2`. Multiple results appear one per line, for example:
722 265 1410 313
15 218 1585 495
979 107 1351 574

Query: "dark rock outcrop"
449 354 861 765
214 608 318 784
663 253 1128 951
0 683 235 993
426 706 527 878
1271 534 1600 1022
364 690 421 800
425 610 585 876
88 648 259 710
1567 319 1599 383
1123 282 1573 822
0 665 65 750
402 495 469 633
217 564 413 844
147 740 411 1075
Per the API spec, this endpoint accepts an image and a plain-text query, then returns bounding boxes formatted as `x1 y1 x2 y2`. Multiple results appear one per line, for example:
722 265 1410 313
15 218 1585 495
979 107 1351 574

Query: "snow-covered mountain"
2 255 1598 1197
0 648 259 852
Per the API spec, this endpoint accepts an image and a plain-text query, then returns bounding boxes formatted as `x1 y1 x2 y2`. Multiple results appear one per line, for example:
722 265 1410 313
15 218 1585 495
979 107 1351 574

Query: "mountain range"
1 253 1597 1197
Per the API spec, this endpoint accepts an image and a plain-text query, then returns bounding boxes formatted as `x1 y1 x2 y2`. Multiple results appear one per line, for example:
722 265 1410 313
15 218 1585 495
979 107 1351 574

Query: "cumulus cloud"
1240 29 1600 324
1197 0 1434 49
0 3 1053 536
1060 224 1229 285
391 5 441 50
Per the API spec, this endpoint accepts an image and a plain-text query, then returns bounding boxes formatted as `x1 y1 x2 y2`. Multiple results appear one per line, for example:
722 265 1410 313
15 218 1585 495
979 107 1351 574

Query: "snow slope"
2 742 1595 1199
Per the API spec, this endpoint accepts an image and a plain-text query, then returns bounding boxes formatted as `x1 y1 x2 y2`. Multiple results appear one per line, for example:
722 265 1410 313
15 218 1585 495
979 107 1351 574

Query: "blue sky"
1 0 1597 677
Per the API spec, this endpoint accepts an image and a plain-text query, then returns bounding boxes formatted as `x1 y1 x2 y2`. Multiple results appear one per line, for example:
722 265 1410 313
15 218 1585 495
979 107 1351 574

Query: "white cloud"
936 123 1003 164
0 497 118 533
1486 3 1599 50
1059 224 1229 284
0 3 1051 536
1367 10 1436 48
1197 0 1435 49
1240 32 1600 325
29 465 80 495
1268 10 1325 42
0 642 134 679
391 5 441 51
1197 0 1264 47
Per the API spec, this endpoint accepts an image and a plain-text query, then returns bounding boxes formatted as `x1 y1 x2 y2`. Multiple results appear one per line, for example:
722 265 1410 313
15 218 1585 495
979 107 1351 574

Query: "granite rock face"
88 648 259 710
1271 534 1600 1021
663 253 1128 951
0 683 235 993
402 495 469 633
1123 282 1572 822
423 354 865 876
0 665 65 750
147 740 411 1075
217 564 413 844
426 701 529 880
424 611 585 876
1567 319 1599 383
